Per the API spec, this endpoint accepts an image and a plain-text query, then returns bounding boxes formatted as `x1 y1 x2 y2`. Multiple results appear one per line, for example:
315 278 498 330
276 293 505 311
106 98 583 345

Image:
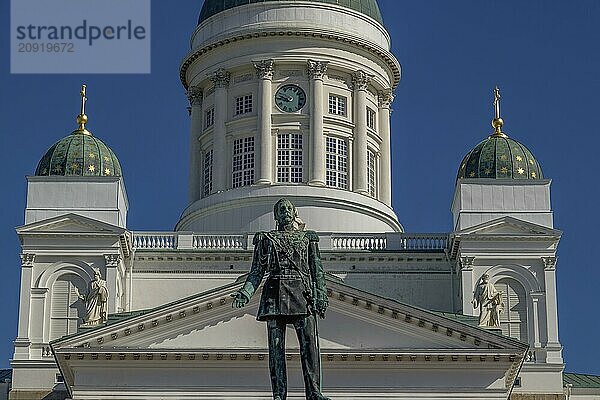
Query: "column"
307 60 328 186
253 60 274 185
378 90 394 206
187 86 203 203
352 70 372 194
210 68 231 193
459 256 475 315
104 254 121 314
542 256 562 363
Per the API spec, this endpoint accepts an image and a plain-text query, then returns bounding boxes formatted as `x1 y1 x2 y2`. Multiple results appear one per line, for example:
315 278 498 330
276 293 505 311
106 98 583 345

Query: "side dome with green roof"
457 88 544 181
198 0 383 25
35 133 122 177
35 84 122 178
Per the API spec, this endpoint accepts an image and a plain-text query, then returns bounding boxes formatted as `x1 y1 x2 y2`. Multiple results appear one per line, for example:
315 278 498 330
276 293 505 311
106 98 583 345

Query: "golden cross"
80 84 87 117
493 86 501 119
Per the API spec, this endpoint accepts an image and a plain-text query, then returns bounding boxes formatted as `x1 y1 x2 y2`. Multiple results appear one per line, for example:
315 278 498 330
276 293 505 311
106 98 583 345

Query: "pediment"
456 216 561 237
52 279 526 355
17 213 125 236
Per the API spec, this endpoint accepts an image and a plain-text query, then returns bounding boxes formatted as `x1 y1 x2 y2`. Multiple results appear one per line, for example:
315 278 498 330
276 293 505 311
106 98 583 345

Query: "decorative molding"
352 70 373 91
459 256 475 271
20 253 35 266
277 69 303 78
104 254 122 267
542 256 557 271
378 89 394 108
186 86 203 107
252 59 274 80
307 60 329 80
210 68 231 88
234 73 254 84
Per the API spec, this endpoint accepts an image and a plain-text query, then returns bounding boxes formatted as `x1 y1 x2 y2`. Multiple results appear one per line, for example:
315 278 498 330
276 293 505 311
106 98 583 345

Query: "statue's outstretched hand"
231 291 249 308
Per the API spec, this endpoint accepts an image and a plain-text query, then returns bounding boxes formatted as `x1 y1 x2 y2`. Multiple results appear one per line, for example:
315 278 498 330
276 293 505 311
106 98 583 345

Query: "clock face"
275 84 306 112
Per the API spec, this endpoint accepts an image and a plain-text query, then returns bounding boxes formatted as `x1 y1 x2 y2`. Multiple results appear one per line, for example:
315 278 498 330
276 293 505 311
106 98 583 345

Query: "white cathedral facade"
7 1 600 399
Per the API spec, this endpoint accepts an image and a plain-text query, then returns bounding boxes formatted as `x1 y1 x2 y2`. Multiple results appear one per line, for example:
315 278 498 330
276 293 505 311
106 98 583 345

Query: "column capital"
307 60 329 80
186 86 203 107
459 256 475 271
20 253 35 266
352 70 373 91
542 256 557 270
210 68 231 88
104 254 122 267
253 59 274 80
378 89 395 108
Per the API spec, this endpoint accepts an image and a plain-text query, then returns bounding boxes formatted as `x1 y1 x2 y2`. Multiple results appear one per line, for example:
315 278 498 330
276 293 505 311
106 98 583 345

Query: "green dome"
35 132 122 177
457 135 543 181
198 0 384 25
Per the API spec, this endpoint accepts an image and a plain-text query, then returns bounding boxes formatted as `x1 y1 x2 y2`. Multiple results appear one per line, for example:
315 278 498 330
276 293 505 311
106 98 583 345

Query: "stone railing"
132 232 449 252
132 232 178 249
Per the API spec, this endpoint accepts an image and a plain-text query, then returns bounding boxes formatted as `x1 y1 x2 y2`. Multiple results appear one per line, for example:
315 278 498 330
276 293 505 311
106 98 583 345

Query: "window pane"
277 133 303 183
232 137 255 188
326 136 348 189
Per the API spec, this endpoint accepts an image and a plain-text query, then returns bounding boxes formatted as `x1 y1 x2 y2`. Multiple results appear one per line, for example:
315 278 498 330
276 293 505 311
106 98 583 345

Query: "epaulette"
305 230 319 242
253 231 267 245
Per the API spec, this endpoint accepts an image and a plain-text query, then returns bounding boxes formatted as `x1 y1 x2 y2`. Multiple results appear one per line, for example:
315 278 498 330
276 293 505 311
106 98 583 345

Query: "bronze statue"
232 198 330 400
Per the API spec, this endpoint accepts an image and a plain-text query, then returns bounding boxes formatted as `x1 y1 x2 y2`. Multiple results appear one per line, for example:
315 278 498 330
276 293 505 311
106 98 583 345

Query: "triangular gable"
455 216 562 237
17 213 126 235
52 278 527 354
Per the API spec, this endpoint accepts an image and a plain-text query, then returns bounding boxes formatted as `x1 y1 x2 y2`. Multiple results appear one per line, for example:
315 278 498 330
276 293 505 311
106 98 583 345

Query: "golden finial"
491 86 507 138
74 84 92 135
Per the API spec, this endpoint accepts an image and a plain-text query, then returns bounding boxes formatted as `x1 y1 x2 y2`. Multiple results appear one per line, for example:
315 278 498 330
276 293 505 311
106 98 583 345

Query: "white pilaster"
30 288 48 344
14 254 34 360
352 70 372 194
210 68 231 193
542 256 562 363
187 86 203 203
104 254 121 314
378 90 394 206
254 60 274 185
307 60 328 186
460 257 476 315
530 292 543 350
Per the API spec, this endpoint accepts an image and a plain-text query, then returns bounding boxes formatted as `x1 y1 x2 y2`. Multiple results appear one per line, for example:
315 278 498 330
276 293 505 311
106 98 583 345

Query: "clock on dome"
275 84 306 112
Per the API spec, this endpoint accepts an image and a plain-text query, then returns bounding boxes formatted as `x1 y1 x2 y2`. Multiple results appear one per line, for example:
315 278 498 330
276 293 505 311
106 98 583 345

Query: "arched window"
50 274 86 340
495 278 528 342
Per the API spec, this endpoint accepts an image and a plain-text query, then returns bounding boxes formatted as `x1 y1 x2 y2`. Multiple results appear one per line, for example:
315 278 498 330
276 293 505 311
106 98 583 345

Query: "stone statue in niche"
75 268 109 326
232 198 331 400
472 274 503 327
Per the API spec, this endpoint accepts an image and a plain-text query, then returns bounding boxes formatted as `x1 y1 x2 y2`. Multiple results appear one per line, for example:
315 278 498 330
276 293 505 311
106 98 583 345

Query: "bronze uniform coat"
240 230 326 321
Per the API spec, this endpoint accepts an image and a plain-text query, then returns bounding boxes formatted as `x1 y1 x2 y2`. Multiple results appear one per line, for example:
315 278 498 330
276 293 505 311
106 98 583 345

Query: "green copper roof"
35 133 122 177
564 373 600 388
457 136 543 181
198 0 384 25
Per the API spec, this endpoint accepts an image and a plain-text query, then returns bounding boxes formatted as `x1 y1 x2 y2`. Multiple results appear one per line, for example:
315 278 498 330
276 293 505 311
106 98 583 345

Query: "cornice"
180 28 401 90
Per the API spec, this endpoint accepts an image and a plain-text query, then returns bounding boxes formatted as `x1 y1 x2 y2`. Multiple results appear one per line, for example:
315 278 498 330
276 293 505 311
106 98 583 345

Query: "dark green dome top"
198 0 384 25
457 135 543 181
35 132 122 177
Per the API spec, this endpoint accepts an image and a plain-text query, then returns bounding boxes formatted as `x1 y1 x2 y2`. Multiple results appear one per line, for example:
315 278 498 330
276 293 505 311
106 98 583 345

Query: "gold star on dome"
71 163 79 171
517 168 525 175
41 168 48 175
469 172 476 177
499 154 508 161
104 168 111 175
529 159 534 165
103 156 110 162
54 165 62 173
500 167 508 173
484 168 491 174
89 153 95 158
88 165 95 172
531 172 537 178
516 155 523 161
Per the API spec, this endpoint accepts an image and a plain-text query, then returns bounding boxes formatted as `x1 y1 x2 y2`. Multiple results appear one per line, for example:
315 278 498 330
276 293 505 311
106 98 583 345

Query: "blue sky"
1 0 599 375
